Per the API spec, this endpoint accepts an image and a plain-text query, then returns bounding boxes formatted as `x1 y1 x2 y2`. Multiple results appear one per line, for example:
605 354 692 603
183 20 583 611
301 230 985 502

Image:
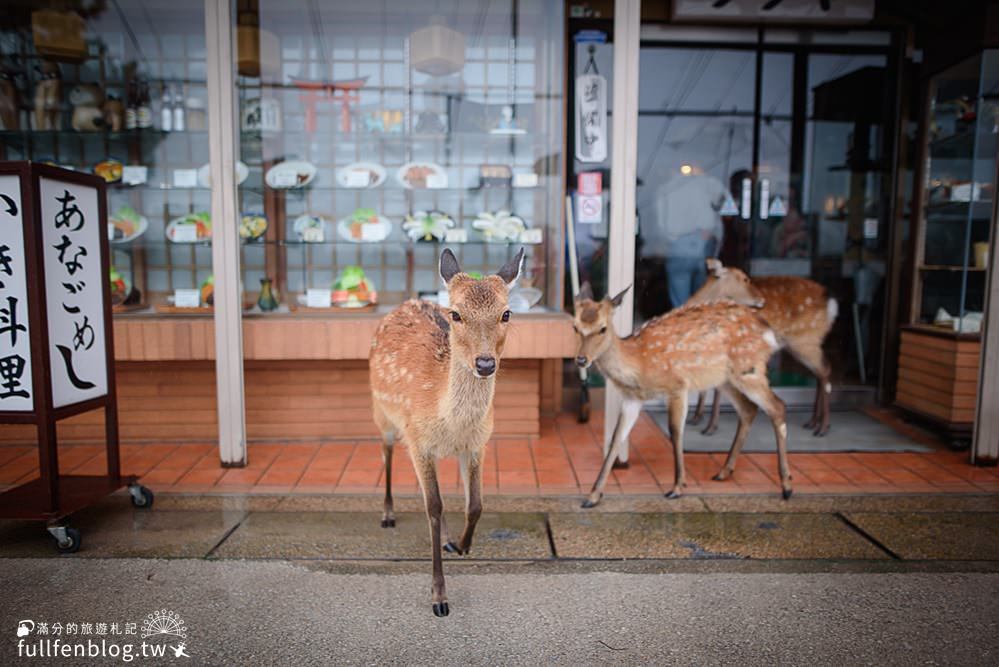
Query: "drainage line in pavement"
835 512 902 560
544 514 559 559
204 513 248 559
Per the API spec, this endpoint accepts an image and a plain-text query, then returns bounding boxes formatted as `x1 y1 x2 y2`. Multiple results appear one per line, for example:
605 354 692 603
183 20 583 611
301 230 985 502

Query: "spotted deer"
369 247 524 618
573 283 792 506
687 259 838 437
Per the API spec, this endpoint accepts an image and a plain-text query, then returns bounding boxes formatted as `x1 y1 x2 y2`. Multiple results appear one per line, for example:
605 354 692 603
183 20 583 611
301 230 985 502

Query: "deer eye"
599 326 607 334
451 311 461 322
501 310 511 322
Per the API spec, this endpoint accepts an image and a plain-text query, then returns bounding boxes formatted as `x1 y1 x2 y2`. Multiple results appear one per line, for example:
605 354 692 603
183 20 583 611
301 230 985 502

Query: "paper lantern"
409 17 465 77
237 25 279 78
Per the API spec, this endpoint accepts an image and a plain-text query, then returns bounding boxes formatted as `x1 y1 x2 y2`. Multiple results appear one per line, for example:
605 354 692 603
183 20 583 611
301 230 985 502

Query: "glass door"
634 32 895 399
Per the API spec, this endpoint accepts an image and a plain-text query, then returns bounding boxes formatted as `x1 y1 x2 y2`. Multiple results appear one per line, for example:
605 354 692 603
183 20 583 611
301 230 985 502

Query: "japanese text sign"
0 174 32 411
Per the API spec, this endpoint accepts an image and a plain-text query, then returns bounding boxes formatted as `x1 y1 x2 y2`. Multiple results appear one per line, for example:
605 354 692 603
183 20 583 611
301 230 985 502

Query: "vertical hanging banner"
39 176 108 407
0 174 32 411
575 74 607 163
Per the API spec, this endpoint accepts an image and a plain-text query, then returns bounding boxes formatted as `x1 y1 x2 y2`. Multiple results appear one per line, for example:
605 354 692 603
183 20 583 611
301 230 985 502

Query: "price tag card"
345 171 370 188
173 168 198 188
272 171 298 188
174 288 201 308
520 228 543 244
513 172 538 188
425 173 447 189
444 228 467 243
122 165 148 186
306 288 332 308
172 224 199 242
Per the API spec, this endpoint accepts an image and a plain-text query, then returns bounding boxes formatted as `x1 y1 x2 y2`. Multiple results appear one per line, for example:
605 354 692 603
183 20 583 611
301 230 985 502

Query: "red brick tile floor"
1 409 997 496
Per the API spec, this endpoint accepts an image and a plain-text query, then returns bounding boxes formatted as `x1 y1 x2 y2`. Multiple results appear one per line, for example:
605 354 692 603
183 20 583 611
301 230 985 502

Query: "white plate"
336 215 393 243
108 210 148 244
266 161 317 189
166 213 212 243
395 162 447 189
197 161 249 188
337 162 386 188
292 214 332 243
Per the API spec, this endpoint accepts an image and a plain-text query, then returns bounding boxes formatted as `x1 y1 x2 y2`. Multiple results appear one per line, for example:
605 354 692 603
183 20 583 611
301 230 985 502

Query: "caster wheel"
53 527 81 554
130 485 154 509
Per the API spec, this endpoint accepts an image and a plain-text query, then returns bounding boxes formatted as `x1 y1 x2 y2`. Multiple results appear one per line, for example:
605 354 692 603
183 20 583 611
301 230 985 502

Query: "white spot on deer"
825 382 832 394
763 330 779 351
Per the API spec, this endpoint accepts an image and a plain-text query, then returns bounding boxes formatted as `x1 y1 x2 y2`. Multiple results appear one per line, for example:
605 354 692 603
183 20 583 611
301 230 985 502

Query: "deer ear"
609 284 631 308
577 281 594 302
705 258 725 276
496 247 525 289
440 248 461 285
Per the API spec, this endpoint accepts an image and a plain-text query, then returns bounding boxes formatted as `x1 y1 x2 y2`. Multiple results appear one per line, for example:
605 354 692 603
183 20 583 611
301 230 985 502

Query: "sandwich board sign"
0 162 122 515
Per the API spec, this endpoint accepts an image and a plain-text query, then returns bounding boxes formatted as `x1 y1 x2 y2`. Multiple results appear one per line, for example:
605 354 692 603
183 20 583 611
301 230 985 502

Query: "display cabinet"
897 50 997 443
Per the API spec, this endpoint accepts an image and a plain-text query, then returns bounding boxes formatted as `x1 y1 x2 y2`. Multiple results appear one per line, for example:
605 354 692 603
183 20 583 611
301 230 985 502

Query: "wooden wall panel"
0 359 543 445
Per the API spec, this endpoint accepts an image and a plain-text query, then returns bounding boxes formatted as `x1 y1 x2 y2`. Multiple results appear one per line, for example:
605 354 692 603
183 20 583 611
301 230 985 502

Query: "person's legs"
691 253 708 293
666 256 695 309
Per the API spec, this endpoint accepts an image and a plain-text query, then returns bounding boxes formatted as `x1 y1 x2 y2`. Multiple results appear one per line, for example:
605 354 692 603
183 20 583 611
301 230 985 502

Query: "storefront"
0 0 996 468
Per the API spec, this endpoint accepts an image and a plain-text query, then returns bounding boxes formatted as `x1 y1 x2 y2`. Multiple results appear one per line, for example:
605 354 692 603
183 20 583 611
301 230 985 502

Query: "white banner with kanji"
0 174 33 411
39 176 107 408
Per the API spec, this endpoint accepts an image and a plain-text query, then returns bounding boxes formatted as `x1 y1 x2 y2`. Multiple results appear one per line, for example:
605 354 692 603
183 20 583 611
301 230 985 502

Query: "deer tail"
826 297 839 323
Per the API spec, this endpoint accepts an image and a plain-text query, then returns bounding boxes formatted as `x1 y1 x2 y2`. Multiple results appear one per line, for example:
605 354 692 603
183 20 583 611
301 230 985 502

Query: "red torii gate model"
290 76 368 133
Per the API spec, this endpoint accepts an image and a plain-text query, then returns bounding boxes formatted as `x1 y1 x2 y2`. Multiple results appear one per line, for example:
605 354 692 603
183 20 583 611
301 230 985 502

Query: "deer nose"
475 355 496 377
576 355 588 367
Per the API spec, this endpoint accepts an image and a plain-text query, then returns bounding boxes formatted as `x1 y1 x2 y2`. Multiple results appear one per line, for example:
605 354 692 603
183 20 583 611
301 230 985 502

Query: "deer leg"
712 385 758 481
456 451 483 555
735 377 792 500
791 343 832 437
688 392 705 425
665 392 689 499
702 388 722 436
414 453 450 617
582 398 642 508
380 433 396 528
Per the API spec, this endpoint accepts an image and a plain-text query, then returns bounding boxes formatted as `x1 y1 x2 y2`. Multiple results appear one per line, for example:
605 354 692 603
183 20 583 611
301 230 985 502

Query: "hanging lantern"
409 16 465 77
237 11 279 79
32 10 87 63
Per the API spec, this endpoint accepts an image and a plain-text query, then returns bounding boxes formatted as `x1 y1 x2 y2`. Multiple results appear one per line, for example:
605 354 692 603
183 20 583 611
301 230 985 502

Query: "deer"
686 259 838 437
369 247 524 618
573 283 792 507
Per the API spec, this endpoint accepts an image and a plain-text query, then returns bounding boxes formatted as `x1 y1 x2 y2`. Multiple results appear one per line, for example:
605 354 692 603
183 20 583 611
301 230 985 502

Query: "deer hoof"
443 541 463 555
687 414 702 425
432 602 450 617
581 494 602 509
711 470 730 482
813 426 829 437
380 518 395 528
701 425 718 436
612 459 630 470
665 489 683 500
782 488 793 500
803 418 817 430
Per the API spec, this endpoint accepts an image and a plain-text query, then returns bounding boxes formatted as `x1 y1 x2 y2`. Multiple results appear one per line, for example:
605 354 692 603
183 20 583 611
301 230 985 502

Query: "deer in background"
573 283 792 507
687 259 838 437
369 247 524 618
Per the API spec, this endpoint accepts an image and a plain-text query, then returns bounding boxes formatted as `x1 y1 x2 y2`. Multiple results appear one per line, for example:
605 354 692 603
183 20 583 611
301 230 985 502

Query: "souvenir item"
265 160 316 189
94 159 123 183
109 205 148 243
33 60 61 130
0 61 21 130
337 162 386 188
363 109 404 134
290 75 367 133
102 94 124 131
478 164 512 188
166 211 212 242
575 45 607 162
337 208 392 242
70 83 104 131
240 212 268 241
490 104 525 135
293 214 329 242
402 210 455 242
472 210 526 242
257 277 279 311
332 266 377 308
396 162 446 189
241 97 282 132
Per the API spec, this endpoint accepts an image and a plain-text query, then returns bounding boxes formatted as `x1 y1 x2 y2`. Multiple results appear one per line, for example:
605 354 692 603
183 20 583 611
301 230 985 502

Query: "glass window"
233 0 564 314
0 1 211 315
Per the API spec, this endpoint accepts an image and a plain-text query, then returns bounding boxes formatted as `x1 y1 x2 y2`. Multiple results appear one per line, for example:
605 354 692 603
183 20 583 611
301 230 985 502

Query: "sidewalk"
1 413 997 497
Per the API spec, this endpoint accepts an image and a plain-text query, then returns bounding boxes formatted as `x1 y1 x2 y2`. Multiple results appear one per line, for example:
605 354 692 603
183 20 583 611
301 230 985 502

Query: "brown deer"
574 283 792 507
687 259 838 437
370 247 524 618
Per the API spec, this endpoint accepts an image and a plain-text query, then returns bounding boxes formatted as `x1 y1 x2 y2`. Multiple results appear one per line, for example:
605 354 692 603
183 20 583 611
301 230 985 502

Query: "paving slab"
702 494 999 514
0 508 243 558
549 512 888 560
212 511 551 560
843 512 999 560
